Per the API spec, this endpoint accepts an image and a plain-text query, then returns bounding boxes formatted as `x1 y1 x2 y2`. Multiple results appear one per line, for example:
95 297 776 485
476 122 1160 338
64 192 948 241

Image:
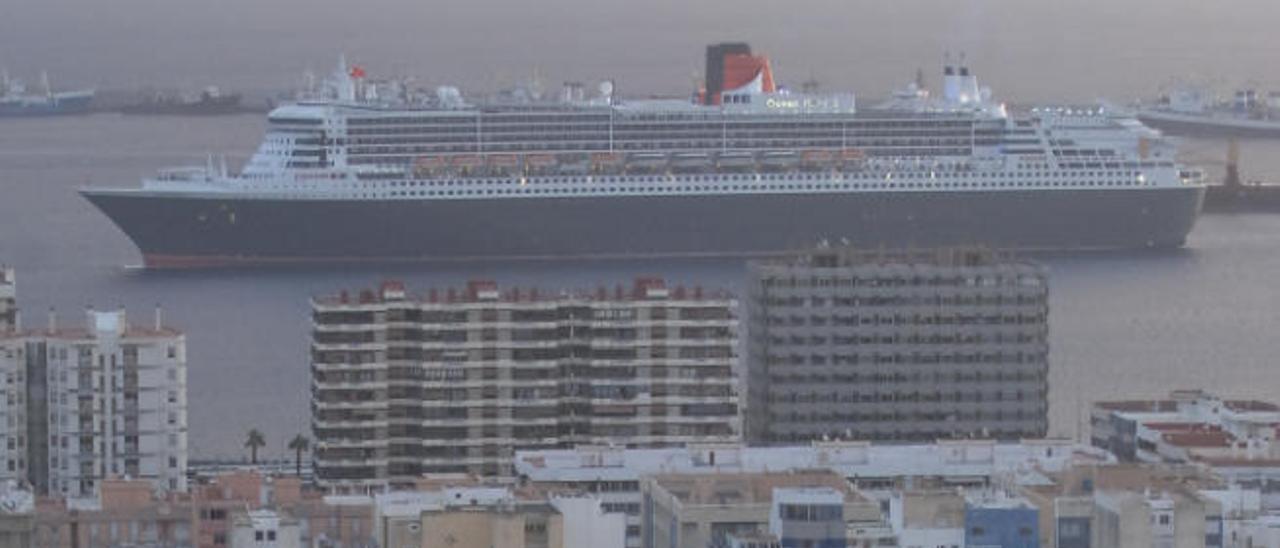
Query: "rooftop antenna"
801 72 820 94
599 80 615 106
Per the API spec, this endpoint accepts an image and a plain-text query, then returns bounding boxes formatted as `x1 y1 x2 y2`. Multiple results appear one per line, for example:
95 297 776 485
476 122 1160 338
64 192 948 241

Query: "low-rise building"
30 470 376 547
516 439 1108 548
1092 390 1280 510
889 490 965 548
964 491 1040 548
373 477 625 548
1019 463 1225 548
640 470 882 548
231 509 302 548
0 481 33 548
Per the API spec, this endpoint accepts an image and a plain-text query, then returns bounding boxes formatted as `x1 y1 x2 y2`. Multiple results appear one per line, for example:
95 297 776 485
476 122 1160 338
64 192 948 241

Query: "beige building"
640 470 882 548
29 470 376 547
421 505 563 548
1019 463 1225 548
312 278 740 492
374 477 624 548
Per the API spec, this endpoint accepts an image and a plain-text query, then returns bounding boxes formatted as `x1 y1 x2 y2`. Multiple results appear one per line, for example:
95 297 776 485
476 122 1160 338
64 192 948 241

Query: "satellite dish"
599 80 614 98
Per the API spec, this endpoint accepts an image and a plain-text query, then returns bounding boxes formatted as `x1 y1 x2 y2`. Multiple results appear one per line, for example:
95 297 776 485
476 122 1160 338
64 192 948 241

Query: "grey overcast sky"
2 0 1278 100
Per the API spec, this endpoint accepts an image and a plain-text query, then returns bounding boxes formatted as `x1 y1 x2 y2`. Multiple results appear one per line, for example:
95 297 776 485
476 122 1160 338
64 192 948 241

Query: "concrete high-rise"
311 278 739 493
745 247 1049 445
0 307 188 497
0 268 14 332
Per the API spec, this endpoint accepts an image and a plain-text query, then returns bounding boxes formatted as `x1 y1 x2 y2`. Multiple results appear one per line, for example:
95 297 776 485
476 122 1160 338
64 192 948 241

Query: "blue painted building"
965 494 1040 548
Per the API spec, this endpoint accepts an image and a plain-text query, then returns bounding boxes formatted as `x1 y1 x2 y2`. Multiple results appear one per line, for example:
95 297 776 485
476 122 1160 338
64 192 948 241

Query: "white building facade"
0 308 188 497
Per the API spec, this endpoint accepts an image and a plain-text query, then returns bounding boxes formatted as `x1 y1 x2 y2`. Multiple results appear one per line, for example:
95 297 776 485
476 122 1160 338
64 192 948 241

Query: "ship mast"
1224 139 1241 188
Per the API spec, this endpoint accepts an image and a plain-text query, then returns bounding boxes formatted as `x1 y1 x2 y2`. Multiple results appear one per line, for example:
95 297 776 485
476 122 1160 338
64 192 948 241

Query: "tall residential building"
745 247 1049 445
0 268 14 332
0 307 188 497
311 278 739 493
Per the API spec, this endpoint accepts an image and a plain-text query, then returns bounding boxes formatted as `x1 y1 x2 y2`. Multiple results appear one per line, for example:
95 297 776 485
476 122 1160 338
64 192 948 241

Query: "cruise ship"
82 44 1207 268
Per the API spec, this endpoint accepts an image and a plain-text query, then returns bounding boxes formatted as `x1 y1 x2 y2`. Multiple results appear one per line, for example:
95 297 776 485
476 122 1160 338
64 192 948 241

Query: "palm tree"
287 434 310 477
244 428 266 465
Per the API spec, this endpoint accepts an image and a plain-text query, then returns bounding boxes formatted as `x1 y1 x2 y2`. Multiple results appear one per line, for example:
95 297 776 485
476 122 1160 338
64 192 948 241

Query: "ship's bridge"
240 104 340 179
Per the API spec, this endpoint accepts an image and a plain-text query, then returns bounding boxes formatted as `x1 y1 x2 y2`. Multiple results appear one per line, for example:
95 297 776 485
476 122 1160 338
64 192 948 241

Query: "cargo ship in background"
81 44 1206 268
0 71 93 117
1135 87 1280 138
1202 139 1280 213
120 86 247 116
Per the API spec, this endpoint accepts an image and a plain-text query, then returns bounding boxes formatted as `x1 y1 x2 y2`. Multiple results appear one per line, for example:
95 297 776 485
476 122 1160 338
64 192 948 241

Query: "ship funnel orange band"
703 42 776 105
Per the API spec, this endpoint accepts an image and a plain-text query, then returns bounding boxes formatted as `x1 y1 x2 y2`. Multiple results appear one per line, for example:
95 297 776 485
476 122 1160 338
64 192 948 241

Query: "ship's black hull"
80 187 1205 268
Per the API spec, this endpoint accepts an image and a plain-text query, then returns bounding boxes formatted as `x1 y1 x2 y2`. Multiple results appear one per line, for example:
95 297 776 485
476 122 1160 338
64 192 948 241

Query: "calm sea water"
2 113 1280 460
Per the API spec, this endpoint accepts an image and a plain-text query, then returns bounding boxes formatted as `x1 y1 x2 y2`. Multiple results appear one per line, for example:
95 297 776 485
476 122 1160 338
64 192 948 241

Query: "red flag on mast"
350 66 366 79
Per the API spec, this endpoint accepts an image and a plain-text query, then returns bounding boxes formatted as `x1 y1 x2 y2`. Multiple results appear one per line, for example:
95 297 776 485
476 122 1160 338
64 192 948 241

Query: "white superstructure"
135 56 1201 202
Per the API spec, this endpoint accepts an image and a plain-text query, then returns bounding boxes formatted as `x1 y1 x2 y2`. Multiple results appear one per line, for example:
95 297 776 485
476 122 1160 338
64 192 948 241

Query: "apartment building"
0 268 13 333
745 246 1049 444
311 278 739 493
0 307 187 497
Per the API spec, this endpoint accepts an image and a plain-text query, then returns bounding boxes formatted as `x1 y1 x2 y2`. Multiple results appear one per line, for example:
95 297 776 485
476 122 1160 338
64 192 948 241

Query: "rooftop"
315 277 733 307
0 307 181 340
1162 431 1234 448
650 470 858 506
752 246 1040 271
516 440 1110 484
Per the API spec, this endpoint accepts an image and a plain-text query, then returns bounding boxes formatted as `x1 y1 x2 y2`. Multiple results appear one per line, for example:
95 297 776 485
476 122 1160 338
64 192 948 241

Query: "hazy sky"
3 0 1279 101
